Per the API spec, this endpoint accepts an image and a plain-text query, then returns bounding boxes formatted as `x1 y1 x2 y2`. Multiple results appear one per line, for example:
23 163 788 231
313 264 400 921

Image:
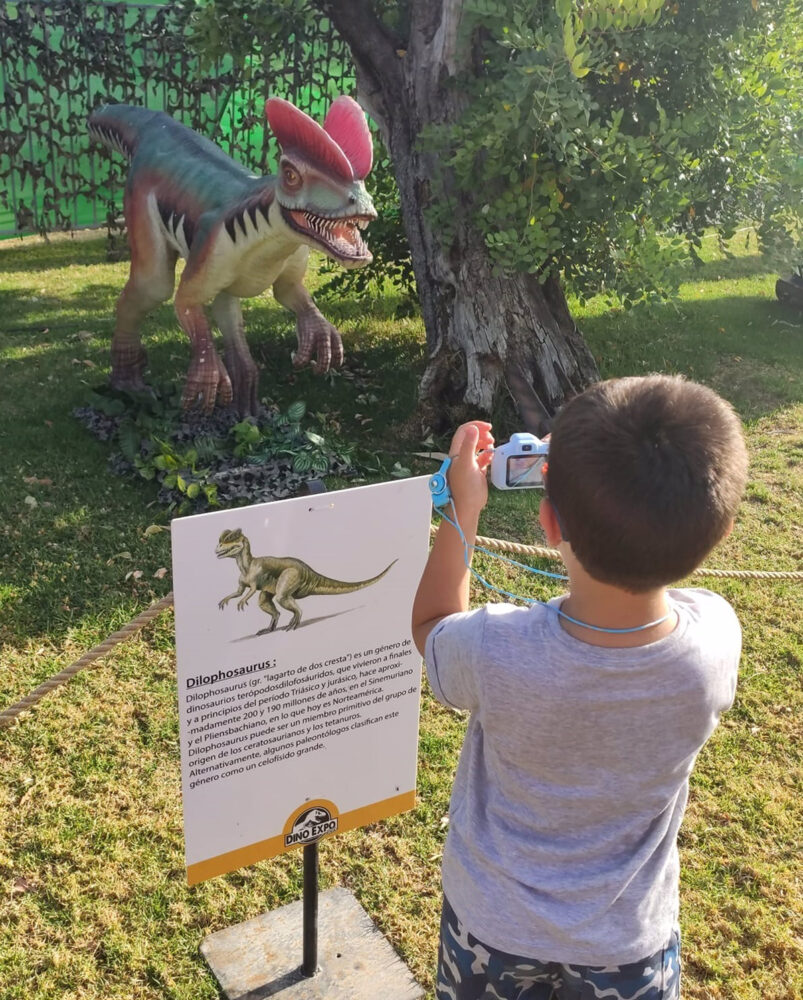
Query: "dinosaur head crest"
265 96 376 268
323 96 373 180
266 96 372 181
216 528 245 559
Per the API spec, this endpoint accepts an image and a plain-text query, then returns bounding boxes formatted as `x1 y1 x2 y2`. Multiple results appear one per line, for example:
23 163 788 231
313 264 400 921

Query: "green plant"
75 387 358 515
231 400 355 476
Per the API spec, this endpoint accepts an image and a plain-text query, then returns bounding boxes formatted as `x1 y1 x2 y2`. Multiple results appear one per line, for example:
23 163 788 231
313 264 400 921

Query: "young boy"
412 374 748 1000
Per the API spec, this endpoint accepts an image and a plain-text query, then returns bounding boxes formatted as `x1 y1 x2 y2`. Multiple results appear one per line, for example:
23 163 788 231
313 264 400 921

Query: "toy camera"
490 432 549 490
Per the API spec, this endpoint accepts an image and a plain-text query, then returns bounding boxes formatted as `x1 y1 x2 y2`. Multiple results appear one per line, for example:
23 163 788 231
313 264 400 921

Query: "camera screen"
506 454 546 488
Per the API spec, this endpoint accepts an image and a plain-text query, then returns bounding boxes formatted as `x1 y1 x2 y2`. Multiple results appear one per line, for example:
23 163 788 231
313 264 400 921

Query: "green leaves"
231 419 262 456
76 385 357 515
421 0 801 305
286 400 307 423
231 401 344 476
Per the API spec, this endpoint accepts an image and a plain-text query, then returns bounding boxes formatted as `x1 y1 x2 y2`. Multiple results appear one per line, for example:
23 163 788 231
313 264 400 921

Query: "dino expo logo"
284 802 339 848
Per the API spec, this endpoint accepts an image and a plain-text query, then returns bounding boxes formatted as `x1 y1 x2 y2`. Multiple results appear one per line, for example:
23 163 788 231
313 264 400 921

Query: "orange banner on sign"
186 790 416 885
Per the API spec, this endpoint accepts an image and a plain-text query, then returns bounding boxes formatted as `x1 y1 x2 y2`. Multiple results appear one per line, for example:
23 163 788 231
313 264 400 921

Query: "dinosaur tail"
309 559 398 596
87 104 164 160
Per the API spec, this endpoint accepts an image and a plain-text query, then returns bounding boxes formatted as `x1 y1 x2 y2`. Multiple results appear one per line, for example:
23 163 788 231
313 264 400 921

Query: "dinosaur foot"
293 311 344 374
110 345 149 393
224 351 260 417
181 351 233 413
257 624 278 636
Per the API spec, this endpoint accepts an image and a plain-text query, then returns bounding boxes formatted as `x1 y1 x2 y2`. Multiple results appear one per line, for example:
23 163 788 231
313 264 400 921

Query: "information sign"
171 477 432 884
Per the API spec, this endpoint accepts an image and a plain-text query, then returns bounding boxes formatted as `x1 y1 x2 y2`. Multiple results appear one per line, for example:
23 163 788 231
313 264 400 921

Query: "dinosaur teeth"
290 210 369 257
305 212 336 238
90 123 131 159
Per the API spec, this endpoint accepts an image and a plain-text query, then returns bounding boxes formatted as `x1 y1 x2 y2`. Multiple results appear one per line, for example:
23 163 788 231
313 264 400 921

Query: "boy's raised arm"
411 421 494 655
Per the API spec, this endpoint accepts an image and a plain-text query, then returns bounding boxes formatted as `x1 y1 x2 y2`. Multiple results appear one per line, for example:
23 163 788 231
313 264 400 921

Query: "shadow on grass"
0 282 130 335
0 357 426 661
580 293 802 420
1 275 412 345
688 252 776 283
0 233 110 271
1 282 425 406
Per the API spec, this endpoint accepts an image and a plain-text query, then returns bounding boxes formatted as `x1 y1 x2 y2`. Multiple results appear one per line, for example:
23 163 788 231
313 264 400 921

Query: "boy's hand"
447 421 494 515
411 420 493 653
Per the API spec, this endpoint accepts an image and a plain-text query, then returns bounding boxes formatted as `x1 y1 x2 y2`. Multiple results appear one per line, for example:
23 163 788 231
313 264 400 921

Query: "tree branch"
314 0 404 93
410 0 444 45
410 0 463 77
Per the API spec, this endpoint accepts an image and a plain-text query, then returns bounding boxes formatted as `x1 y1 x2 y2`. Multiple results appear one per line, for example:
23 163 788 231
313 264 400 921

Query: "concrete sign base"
201 886 425 999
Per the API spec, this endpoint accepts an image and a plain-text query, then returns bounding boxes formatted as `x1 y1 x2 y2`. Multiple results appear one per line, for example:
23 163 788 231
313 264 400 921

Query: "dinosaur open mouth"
286 209 373 263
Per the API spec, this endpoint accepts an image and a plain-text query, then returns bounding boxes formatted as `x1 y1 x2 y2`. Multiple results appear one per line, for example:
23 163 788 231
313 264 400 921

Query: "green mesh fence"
0 0 355 238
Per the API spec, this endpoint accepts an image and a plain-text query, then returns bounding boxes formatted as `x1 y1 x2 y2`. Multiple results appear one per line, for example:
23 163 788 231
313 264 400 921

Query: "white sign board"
171 477 432 884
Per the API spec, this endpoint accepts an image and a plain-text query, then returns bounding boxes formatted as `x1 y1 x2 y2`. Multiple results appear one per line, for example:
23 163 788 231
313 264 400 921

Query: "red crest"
265 96 372 182
323 96 373 180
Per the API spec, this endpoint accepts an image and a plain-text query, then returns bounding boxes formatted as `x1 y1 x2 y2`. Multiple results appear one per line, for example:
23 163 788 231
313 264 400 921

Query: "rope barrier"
465 530 803 580
0 593 175 730
1 528 800 730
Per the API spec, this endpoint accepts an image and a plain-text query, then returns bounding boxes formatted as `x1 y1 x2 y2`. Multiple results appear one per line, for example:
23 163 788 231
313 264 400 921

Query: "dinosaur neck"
236 539 252 573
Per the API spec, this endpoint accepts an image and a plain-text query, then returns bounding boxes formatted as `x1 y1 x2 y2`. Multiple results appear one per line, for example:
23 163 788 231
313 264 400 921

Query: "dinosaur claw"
181 352 232 413
294 313 344 375
217 378 234 409
224 352 259 415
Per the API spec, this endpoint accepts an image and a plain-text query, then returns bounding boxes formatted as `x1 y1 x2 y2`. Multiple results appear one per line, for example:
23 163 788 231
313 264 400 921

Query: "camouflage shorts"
437 896 681 1000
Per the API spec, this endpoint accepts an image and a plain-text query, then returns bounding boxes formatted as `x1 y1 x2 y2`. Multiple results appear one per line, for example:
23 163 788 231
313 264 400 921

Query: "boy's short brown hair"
545 375 748 591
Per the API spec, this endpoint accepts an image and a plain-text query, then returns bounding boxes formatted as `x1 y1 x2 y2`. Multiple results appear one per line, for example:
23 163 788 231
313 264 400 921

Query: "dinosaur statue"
215 528 396 633
88 96 376 415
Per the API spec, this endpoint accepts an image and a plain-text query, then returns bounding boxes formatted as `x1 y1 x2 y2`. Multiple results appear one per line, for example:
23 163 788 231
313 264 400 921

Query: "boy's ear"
722 518 734 540
539 496 563 546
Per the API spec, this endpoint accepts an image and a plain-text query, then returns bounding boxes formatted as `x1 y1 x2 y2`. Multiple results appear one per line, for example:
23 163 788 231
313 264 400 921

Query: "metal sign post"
299 483 323 980
302 842 319 978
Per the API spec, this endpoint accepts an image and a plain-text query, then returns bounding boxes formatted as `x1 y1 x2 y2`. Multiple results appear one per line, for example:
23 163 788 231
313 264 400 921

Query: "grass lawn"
0 230 801 999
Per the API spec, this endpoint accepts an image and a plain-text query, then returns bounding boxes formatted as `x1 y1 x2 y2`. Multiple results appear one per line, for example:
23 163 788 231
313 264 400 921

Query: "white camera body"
490 432 549 490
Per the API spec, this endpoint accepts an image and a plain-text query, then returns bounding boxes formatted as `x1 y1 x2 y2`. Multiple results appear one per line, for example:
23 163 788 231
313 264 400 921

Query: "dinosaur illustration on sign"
215 528 396 633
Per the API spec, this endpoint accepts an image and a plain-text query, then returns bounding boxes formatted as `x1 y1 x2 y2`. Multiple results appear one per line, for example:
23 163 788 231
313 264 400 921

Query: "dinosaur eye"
282 163 302 190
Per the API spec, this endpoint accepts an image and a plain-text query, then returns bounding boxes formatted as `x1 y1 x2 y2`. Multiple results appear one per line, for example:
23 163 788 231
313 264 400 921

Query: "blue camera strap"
428 459 672 635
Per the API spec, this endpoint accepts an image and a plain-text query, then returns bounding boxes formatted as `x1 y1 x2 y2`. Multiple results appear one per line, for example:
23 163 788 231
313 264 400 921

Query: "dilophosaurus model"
215 528 396 633
88 96 376 415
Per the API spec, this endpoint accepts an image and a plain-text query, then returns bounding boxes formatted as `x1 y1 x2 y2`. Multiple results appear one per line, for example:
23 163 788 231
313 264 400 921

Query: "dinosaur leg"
210 292 259 416
111 189 177 391
273 247 344 374
236 586 256 611
274 568 304 630
256 591 280 635
174 272 233 413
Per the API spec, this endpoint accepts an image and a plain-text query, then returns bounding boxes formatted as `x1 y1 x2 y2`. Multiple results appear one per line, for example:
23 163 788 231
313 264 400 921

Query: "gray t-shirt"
425 588 740 965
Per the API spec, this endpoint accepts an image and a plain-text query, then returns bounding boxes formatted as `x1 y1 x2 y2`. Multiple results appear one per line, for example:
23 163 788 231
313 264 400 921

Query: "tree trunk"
319 0 600 434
